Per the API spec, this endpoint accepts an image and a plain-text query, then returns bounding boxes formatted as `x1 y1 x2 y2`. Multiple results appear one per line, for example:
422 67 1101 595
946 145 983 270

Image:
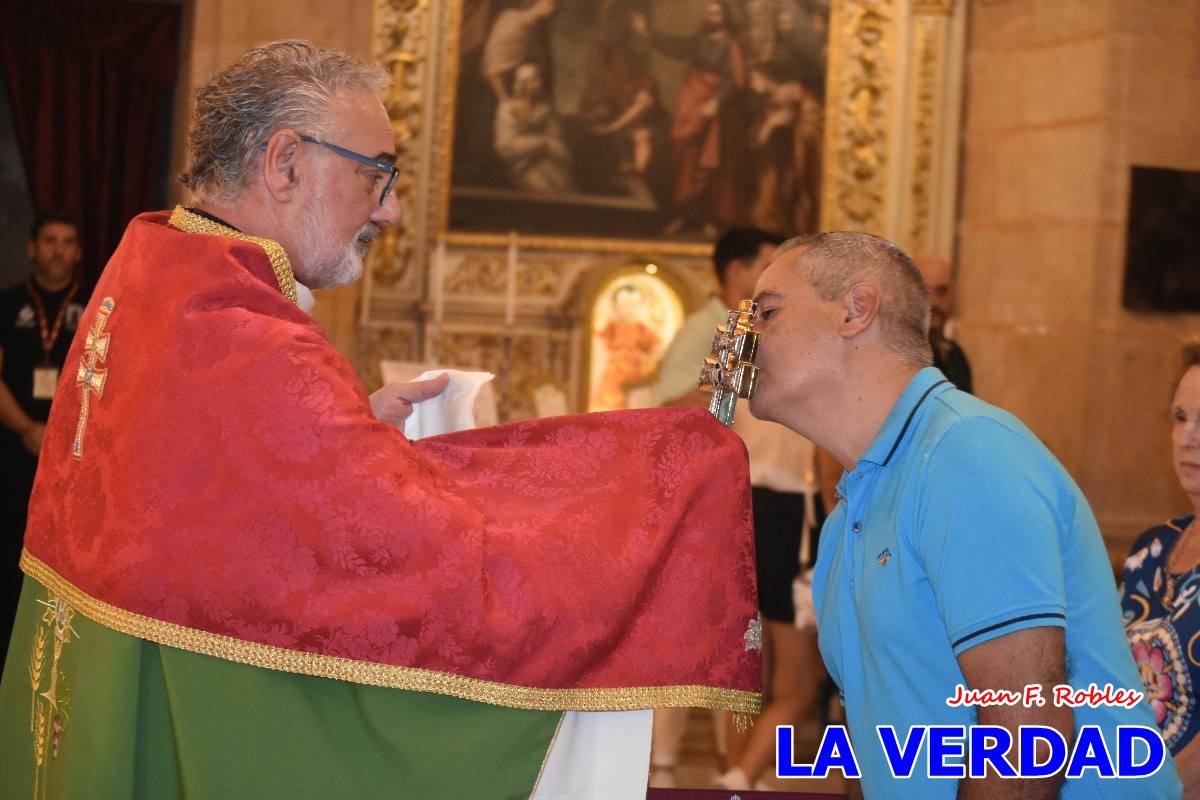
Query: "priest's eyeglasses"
261 135 400 206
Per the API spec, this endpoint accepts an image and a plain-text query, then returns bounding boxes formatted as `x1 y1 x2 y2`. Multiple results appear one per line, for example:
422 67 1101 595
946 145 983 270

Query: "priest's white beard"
296 197 380 289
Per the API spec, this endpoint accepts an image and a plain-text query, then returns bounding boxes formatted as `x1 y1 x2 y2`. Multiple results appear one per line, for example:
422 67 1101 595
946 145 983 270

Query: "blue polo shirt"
812 368 1179 798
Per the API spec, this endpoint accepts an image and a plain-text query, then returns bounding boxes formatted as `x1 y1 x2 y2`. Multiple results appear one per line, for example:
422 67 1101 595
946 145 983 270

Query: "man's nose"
1188 422 1200 446
372 186 403 228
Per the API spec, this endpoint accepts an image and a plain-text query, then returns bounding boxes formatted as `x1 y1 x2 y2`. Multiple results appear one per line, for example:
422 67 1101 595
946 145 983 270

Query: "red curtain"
0 1 181 284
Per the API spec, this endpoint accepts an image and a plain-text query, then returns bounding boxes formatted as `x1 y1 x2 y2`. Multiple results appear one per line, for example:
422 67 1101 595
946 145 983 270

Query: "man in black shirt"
914 254 973 393
0 212 89 657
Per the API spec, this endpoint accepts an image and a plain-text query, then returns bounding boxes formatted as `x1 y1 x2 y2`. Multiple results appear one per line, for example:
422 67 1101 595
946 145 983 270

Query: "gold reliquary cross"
697 299 760 427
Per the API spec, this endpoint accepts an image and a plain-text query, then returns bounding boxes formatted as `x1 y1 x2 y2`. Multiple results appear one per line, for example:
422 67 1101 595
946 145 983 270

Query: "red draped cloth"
21 211 761 711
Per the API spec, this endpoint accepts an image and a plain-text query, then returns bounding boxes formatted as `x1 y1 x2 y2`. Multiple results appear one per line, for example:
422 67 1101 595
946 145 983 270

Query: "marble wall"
958 0 1200 554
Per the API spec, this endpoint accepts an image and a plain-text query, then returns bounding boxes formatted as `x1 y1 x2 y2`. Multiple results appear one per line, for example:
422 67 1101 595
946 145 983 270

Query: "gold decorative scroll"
907 13 942 254
371 0 434 292
913 0 955 15
821 0 897 233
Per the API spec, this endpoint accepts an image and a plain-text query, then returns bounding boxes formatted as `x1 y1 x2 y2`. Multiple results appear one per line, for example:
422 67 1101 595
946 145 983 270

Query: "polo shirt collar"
858 367 953 469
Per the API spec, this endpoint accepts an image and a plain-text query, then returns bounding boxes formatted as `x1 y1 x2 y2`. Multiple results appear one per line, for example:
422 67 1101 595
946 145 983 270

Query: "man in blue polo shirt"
748 231 1179 799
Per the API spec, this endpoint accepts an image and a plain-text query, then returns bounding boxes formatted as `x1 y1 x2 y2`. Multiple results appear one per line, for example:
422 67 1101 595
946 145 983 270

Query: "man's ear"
838 281 882 338
25 241 35 262
261 130 304 202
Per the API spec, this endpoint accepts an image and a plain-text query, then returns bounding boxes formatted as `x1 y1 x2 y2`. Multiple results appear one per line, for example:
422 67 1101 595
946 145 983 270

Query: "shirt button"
852 522 862 533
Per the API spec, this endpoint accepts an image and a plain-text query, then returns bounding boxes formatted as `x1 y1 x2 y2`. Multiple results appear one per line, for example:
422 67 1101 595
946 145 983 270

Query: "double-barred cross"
696 299 760 427
72 297 115 460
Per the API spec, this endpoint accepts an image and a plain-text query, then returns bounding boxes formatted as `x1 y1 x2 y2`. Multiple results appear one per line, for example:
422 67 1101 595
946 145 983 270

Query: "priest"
0 40 761 799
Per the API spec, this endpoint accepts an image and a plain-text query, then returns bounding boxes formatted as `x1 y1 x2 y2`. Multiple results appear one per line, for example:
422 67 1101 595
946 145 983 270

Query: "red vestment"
22 210 761 712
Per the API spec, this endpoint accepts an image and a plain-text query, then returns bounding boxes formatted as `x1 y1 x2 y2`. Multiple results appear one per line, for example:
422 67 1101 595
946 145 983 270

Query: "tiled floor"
665 710 847 795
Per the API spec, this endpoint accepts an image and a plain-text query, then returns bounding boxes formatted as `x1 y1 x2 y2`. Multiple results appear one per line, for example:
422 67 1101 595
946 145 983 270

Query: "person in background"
480 0 560 102
913 254 972 393
0 212 88 660
650 227 826 790
749 231 1179 798
1121 340 1200 796
493 62 575 193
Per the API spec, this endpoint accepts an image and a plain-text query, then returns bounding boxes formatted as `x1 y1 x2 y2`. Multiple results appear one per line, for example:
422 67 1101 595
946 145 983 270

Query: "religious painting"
587 269 684 411
1123 166 1200 313
442 0 830 250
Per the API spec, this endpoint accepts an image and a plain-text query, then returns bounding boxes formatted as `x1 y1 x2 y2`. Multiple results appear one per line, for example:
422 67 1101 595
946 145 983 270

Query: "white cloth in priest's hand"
295 282 316 313
404 369 496 439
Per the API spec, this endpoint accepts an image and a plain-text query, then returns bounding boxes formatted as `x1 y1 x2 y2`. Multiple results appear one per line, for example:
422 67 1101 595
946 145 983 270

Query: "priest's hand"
370 373 451 430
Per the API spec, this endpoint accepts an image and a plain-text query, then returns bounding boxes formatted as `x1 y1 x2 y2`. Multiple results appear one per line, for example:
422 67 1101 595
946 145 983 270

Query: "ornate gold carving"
371 0 433 290
360 325 418 391
168 206 298 304
442 231 712 258
907 15 941 252
427 330 572 420
444 254 508 295
518 258 567 298
507 333 574 419
20 550 761 714
822 0 896 232
442 254 566 298
913 0 954 14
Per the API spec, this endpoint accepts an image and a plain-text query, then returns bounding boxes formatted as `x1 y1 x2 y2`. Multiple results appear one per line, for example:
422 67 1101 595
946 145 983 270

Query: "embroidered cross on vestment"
73 297 115 460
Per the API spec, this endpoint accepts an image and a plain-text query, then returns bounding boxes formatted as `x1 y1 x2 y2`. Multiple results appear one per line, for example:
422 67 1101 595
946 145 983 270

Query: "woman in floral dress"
1122 341 1200 794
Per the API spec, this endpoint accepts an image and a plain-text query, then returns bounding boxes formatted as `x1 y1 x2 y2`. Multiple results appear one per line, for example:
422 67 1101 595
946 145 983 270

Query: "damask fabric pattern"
1121 514 1200 754
19 211 761 710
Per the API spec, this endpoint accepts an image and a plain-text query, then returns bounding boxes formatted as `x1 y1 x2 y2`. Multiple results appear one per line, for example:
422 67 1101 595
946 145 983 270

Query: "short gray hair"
1175 339 1200 395
776 231 933 367
180 40 389 201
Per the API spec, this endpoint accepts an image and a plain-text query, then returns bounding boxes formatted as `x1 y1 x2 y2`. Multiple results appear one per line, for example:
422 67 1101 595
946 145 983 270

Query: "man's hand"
956 626 1072 799
370 373 450 430
20 423 45 455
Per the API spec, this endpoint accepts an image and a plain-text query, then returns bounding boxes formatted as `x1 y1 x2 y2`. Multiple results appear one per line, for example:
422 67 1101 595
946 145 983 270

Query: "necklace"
25 280 79 363
1164 518 1200 608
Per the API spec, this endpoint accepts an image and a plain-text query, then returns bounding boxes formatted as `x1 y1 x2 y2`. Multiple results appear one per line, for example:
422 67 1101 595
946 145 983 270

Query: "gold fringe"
20 550 761 714
733 711 754 733
167 206 298 305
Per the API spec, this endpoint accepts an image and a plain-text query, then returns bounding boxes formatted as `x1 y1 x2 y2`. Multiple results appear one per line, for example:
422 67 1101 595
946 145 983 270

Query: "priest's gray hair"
774 232 934 367
180 40 389 201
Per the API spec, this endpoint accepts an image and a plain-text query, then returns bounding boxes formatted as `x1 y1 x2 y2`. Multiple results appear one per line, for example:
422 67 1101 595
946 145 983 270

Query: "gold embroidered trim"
20 551 761 714
29 586 79 799
73 297 114 460
168 206 298 305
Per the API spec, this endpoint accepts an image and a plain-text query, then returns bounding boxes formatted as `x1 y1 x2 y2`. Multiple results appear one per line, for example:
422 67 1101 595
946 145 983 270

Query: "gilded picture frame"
434 0 833 256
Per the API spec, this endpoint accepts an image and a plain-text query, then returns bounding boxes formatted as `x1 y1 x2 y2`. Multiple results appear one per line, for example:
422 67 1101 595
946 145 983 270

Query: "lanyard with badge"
26 279 78 400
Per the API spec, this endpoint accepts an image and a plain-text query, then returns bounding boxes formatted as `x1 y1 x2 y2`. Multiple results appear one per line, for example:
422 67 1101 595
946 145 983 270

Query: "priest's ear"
259 130 305 202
